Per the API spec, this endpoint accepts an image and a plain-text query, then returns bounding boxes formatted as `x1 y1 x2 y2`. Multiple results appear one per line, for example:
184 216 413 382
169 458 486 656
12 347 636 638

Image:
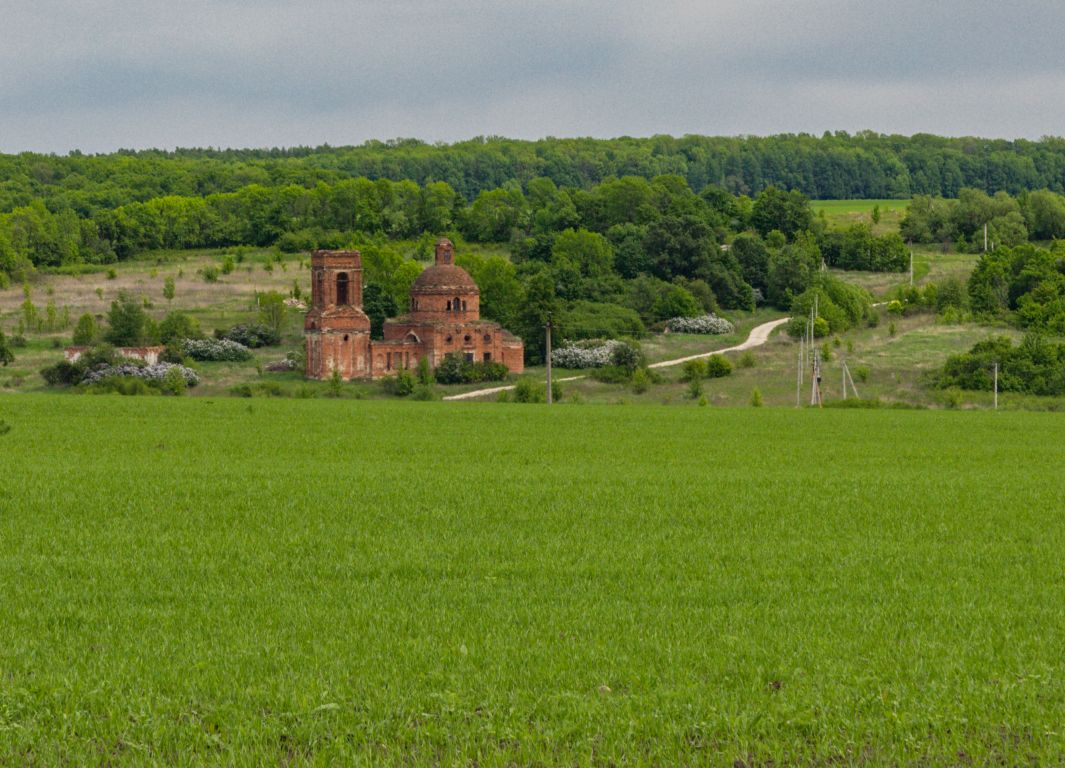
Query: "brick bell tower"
304 250 372 380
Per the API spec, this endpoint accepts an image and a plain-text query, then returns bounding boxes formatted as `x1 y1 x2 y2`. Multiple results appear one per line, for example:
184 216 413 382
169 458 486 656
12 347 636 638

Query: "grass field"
2 396 1065 765
811 199 909 236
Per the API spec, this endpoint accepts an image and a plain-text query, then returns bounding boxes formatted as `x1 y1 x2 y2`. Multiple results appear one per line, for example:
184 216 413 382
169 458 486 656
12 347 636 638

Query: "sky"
2 0 1063 153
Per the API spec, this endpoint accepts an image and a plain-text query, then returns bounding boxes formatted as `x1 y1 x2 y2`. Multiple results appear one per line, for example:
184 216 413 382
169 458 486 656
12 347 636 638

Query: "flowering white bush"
551 339 625 369
183 338 253 362
83 362 199 387
667 314 734 335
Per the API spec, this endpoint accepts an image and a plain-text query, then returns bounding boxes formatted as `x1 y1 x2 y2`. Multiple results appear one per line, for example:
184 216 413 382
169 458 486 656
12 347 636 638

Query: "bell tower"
304 250 371 380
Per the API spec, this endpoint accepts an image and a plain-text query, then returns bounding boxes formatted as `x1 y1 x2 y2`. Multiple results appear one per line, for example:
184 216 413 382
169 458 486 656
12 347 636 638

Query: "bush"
738 351 756 368
682 358 707 382
159 312 202 345
936 334 1065 396
160 367 188 396
705 354 732 378
433 353 509 385
183 337 253 362
0 331 13 366
513 378 545 403
217 324 280 348
750 387 763 407
557 300 645 340
551 339 627 369
854 365 870 383
202 266 220 283
82 362 199 388
632 368 650 394
381 369 415 396
72 313 98 345
590 365 633 383
666 314 735 335
221 255 235 275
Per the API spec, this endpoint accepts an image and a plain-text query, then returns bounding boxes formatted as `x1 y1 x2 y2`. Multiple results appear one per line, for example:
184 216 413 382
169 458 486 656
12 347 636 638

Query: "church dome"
411 238 480 295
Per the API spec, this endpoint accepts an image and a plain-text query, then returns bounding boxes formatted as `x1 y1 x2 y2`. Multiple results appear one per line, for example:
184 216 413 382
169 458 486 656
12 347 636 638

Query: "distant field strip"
2 397 1065 764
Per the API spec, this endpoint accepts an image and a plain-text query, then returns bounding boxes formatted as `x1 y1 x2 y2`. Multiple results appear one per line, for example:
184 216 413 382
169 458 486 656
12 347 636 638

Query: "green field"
811 199 909 236
2 396 1064 764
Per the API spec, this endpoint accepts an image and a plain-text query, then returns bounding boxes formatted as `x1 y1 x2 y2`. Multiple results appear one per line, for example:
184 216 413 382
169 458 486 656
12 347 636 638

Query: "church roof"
410 263 480 295
410 239 479 295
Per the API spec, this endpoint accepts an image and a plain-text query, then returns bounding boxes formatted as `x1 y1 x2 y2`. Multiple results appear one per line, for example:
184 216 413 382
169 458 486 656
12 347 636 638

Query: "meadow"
2 396 1064 765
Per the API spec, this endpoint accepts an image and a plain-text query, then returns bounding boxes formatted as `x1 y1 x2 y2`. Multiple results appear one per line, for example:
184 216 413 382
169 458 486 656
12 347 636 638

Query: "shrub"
0 331 13 366
183 338 253 362
854 365 870 383
86 376 156 396
632 368 650 394
609 340 644 373
590 365 632 383
738 351 756 368
551 339 626 369
105 292 157 346
216 324 280 348
411 384 436 401
705 355 732 378
381 369 415 397
82 362 199 388
159 367 188 396
202 266 220 283
72 313 98 345
936 334 1065 396
416 356 433 385
666 314 735 335
688 378 703 399
159 312 202 345
513 379 546 403
682 358 707 382
750 388 763 407
221 255 235 275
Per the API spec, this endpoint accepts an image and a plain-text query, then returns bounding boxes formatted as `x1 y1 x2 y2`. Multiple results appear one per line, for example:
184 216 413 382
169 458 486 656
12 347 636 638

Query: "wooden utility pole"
545 316 553 405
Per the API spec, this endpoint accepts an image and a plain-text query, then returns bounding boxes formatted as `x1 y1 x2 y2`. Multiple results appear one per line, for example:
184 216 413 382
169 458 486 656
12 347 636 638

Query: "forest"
5 132 1065 217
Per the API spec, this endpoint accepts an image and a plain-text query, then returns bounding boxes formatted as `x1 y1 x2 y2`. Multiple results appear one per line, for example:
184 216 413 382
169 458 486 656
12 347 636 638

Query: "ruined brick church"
304 238 524 380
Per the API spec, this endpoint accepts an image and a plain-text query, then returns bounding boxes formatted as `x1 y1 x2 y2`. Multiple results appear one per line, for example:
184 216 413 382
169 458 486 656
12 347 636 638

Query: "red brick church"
304 238 524 380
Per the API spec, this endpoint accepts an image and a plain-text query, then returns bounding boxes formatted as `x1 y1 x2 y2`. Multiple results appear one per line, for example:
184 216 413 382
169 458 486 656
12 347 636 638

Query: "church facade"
304 239 524 380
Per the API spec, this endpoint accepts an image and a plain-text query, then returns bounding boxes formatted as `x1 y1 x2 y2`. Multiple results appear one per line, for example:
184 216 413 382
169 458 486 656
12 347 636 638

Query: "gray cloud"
1 0 1063 152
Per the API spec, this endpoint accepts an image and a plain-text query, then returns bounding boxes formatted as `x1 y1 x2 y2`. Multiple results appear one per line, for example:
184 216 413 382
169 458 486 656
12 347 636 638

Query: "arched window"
464 334 471 343
483 334 491 342
454 297 462 313
316 272 324 305
446 300 452 311
462 300 467 312
336 272 349 305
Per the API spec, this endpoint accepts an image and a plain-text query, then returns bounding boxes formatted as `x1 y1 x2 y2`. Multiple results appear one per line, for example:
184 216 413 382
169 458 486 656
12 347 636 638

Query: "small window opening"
336 272 349 305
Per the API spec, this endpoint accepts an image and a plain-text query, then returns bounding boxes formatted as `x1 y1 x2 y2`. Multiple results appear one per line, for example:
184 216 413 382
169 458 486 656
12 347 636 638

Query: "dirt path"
442 317 790 402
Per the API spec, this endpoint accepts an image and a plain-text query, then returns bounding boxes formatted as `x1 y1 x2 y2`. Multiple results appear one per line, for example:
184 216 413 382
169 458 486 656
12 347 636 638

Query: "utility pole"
909 248 914 288
984 223 989 253
545 315 553 405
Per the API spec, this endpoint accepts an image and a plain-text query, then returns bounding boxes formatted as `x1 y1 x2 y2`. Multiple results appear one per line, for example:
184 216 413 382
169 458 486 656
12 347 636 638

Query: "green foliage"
0 331 13 366
158 312 202 345
631 367 650 394
750 387 763 407
381 369 415 397
416 356 433 386
819 224 908 271
104 292 156 346
257 290 287 337
362 283 398 340
682 358 707 383
202 265 219 283
159 367 188 396
214 323 278 348
557 300 645 341
937 334 1065 396
513 378 545 403
738 351 756 369
72 313 97 346
433 353 509 385
705 354 732 378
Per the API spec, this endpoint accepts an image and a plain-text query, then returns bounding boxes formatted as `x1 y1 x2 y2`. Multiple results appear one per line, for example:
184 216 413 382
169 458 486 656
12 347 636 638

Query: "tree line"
5 133 1065 218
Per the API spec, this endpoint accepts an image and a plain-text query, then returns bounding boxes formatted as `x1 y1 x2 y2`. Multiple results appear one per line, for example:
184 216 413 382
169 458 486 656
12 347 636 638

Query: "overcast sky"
2 0 1063 153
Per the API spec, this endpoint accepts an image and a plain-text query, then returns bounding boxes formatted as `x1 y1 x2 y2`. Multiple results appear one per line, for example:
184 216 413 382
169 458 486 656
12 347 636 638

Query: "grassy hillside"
2 396 1064 764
